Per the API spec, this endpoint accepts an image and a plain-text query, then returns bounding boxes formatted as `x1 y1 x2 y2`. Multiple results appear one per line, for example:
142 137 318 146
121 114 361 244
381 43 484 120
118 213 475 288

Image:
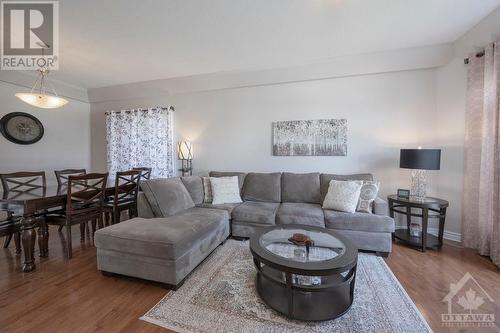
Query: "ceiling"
54 0 500 89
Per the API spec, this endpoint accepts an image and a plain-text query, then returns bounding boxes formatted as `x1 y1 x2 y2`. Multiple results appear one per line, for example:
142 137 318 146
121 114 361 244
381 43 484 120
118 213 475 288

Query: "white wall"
88 6 500 242
90 69 440 226
0 80 91 184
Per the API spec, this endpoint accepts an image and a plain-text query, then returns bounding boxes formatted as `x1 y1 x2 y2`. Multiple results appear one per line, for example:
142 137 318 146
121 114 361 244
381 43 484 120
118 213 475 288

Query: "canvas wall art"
272 119 347 156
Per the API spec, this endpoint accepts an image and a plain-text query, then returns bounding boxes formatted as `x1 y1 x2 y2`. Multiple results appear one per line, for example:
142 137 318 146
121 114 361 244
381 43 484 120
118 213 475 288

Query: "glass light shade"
177 141 193 160
15 92 68 109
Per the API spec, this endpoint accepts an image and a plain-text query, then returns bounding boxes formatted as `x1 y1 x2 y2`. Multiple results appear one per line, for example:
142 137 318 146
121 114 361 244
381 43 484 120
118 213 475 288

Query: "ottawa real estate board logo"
442 272 495 327
1 0 59 70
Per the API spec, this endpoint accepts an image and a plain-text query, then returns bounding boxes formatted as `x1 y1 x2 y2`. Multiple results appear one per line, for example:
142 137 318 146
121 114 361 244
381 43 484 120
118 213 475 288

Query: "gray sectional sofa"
94 172 394 288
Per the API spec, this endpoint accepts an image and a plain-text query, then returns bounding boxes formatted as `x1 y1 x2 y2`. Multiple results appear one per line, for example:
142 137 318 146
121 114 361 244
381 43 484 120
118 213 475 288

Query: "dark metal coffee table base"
254 261 356 321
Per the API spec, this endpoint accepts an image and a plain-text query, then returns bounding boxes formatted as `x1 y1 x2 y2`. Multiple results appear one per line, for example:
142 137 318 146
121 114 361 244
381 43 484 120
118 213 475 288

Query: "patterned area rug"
141 240 431 333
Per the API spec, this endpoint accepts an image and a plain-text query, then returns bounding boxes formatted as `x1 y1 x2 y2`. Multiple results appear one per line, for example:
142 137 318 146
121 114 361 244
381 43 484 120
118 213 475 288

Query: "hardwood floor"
1 227 499 332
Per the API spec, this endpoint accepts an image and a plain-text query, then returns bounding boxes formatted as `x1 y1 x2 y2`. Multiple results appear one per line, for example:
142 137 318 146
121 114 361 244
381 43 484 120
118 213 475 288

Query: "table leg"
21 215 37 272
37 216 48 257
438 208 447 248
286 272 293 318
421 208 428 252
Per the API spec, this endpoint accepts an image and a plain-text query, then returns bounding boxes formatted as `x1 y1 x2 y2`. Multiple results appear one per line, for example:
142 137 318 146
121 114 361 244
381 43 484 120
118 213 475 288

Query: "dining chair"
1 171 46 249
104 170 141 225
53 169 87 231
133 167 152 181
0 210 21 254
45 173 108 259
54 169 87 187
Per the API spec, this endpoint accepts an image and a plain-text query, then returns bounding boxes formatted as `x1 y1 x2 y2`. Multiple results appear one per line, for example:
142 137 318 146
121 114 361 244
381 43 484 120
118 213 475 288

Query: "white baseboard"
395 226 461 243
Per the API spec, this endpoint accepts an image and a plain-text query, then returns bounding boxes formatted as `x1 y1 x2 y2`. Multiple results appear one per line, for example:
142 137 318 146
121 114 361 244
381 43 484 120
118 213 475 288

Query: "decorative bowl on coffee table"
250 224 358 321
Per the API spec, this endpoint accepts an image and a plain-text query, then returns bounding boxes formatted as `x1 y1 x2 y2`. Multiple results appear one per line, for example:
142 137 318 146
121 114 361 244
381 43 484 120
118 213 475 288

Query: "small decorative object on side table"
388 195 449 252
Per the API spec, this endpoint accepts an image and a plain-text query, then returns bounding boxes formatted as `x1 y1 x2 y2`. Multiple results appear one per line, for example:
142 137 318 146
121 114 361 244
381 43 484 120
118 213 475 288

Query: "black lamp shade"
400 149 441 170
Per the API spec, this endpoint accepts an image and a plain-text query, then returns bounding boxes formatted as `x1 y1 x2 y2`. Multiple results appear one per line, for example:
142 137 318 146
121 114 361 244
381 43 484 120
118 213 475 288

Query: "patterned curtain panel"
462 38 500 267
106 107 174 180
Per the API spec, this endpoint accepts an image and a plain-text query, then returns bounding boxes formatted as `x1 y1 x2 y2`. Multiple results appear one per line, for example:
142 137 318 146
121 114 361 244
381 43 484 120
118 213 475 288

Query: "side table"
387 195 449 252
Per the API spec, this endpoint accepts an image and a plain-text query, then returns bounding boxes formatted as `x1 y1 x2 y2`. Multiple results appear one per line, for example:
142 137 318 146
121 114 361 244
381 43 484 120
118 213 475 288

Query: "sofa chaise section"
95 207 230 288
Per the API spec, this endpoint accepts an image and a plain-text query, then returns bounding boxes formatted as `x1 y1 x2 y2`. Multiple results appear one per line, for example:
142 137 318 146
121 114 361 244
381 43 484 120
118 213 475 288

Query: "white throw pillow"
202 177 213 203
357 181 380 213
322 180 363 213
210 176 242 205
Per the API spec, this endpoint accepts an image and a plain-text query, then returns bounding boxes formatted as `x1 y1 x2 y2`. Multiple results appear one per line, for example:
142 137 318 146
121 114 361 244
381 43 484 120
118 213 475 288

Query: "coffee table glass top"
259 228 345 263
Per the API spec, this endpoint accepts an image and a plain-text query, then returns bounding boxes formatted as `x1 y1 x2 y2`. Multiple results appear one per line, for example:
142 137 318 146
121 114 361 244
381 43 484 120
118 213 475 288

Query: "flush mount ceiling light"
15 43 68 109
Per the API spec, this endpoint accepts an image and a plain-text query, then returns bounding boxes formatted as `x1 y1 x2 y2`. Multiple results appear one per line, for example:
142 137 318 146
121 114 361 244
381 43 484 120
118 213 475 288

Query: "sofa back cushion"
181 176 204 205
209 171 247 192
320 173 373 202
281 172 321 204
242 172 281 202
141 178 195 217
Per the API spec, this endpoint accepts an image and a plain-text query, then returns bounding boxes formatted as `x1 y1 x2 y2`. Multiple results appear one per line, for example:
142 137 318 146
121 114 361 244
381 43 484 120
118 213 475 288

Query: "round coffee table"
250 224 358 321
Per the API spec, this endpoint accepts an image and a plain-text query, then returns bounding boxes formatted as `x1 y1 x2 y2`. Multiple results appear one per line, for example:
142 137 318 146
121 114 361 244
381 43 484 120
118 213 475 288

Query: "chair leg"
80 223 85 241
91 219 96 236
58 225 64 232
3 234 13 248
85 223 90 240
66 222 72 259
98 212 104 229
104 211 110 226
113 210 120 224
14 232 21 254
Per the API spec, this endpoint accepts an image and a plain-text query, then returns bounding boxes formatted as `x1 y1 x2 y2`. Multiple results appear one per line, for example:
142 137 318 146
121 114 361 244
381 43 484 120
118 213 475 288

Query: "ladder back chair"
104 170 141 225
45 173 108 259
1 171 46 249
54 169 87 187
0 210 21 254
53 169 87 231
133 167 152 181
1 171 46 199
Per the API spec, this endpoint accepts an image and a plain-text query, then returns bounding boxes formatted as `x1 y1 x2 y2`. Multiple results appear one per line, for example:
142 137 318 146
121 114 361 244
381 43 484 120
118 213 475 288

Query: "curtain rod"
105 106 174 115
464 50 485 64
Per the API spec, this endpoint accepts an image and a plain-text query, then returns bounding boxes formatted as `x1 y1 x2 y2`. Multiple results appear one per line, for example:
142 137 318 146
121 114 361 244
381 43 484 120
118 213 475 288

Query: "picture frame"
397 188 410 199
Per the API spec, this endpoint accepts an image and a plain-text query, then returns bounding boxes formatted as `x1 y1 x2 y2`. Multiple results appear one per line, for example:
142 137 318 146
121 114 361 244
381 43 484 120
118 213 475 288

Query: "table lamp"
177 141 193 176
400 148 441 200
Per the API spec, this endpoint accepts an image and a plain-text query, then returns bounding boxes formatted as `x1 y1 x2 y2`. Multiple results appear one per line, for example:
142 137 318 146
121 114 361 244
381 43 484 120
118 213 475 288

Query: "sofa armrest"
373 197 389 216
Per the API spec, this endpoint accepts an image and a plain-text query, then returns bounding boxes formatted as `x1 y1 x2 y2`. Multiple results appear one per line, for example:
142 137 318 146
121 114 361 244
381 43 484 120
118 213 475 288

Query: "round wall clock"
0 112 44 145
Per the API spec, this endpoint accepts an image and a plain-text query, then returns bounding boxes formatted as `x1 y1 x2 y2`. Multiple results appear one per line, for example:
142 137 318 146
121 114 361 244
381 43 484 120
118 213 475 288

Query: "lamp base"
179 159 193 177
410 169 426 201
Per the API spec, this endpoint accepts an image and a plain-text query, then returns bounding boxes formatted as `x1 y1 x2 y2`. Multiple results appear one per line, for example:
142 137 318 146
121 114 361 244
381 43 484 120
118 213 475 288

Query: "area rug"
141 240 432 333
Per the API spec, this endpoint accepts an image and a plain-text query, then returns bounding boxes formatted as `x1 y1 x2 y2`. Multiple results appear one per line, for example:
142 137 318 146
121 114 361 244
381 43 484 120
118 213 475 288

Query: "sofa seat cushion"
231 201 280 225
324 210 395 233
94 207 229 260
277 203 325 227
197 202 242 215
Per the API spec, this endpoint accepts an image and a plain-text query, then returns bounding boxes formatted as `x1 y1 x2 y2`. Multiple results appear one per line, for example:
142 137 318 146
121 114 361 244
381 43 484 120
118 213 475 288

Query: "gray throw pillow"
357 181 380 213
202 177 213 203
141 178 195 217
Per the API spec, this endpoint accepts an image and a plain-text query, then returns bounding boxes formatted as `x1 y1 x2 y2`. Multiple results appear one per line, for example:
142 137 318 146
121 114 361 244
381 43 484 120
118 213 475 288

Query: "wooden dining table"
0 182 116 272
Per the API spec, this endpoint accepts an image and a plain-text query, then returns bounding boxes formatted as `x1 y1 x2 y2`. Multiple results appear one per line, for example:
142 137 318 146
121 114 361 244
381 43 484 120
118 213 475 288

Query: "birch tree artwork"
272 119 347 156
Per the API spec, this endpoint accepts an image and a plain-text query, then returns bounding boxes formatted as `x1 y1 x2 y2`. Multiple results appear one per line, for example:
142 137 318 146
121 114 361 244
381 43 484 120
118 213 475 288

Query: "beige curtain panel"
462 38 500 267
